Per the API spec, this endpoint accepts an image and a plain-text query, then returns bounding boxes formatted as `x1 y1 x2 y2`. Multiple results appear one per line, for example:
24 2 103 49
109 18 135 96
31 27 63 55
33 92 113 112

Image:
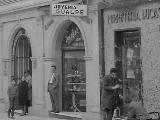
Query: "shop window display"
115 30 142 114
62 23 86 112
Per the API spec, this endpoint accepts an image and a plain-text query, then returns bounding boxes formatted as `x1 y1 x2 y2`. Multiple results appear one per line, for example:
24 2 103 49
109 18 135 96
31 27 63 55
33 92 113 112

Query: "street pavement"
0 112 65 120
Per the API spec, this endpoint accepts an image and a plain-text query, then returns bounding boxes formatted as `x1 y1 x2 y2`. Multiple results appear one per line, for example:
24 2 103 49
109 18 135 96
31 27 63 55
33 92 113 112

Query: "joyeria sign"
51 3 88 16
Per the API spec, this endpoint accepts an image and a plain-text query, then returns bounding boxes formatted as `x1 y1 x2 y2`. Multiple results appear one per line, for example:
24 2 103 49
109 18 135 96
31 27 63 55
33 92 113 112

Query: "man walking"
47 65 59 113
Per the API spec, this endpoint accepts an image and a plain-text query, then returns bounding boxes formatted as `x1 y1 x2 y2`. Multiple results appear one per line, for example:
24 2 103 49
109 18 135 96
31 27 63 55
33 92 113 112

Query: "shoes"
49 110 59 113
25 112 28 115
8 112 10 118
20 113 25 116
54 110 59 113
11 116 14 119
49 110 55 112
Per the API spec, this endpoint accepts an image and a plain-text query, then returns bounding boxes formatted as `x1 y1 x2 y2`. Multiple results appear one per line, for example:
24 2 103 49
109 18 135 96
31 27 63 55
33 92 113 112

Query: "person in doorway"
24 70 32 114
7 79 18 119
101 68 123 120
18 75 28 116
47 65 59 113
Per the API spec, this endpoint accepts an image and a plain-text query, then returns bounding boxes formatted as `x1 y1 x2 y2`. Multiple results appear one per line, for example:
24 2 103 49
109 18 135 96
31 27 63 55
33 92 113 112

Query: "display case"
66 73 86 112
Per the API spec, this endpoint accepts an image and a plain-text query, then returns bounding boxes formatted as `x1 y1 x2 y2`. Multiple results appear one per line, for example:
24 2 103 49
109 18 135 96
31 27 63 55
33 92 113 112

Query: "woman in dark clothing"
101 68 122 120
18 76 28 116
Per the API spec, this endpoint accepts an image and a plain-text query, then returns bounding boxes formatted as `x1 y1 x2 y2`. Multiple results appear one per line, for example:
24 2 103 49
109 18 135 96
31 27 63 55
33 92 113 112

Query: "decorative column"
84 55 100 115
0 24 6 112
2 58 10 111
84 4 102 120
0 24 3 100
32 15 45 107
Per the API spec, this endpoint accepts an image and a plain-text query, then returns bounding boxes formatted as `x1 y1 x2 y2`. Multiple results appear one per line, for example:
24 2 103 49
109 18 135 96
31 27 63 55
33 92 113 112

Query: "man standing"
101 68 122 120
47 65 59 113
24 70 32 114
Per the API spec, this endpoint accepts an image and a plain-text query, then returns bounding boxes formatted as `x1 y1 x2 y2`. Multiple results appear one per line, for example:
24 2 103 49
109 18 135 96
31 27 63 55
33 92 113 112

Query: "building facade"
1 0 160 120
102 0 160 113
0 0 102 120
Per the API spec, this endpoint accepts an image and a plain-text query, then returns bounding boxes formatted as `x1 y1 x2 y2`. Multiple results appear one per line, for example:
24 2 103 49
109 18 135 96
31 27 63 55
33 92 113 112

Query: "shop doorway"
61 22 86 112
115 29 142 113
11 28 32 108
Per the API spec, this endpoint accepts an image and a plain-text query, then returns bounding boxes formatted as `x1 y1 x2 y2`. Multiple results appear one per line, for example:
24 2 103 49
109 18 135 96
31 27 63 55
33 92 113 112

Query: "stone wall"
103 2 160 112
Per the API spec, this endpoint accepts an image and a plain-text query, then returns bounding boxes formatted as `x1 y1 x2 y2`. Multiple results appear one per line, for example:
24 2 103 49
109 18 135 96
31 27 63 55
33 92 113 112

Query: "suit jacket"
48 72 59 93
101 75 120 110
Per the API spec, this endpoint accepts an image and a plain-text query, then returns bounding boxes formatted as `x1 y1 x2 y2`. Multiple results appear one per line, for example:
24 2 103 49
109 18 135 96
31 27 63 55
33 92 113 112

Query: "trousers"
102 108 114 120
49 91 58 111
8 97 16 117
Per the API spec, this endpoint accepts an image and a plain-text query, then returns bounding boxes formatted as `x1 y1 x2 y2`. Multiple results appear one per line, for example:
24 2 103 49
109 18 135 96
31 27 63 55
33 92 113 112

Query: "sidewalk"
0 112 66 120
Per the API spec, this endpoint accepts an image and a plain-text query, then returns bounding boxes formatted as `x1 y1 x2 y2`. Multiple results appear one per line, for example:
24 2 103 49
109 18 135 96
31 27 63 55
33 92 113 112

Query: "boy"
7 79 18 119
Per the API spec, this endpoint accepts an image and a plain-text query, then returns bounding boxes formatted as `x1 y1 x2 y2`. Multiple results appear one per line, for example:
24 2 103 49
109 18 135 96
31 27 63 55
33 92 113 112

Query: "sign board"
51 3 88 16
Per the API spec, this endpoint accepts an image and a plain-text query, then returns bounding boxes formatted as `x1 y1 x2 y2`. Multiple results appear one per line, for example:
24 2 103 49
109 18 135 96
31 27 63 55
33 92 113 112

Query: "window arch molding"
8 24 34 60
11 28 31 55
47 18 89 58
10 27 32 83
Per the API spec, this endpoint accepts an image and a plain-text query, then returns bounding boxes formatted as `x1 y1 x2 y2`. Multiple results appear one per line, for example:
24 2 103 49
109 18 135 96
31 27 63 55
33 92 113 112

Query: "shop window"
115 30 142 113
62 22 86 112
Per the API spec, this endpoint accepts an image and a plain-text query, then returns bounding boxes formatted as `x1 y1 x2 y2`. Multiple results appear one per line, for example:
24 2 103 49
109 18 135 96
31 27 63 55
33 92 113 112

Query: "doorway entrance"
115 29 142 113
61 22 86 112
11 28 32 108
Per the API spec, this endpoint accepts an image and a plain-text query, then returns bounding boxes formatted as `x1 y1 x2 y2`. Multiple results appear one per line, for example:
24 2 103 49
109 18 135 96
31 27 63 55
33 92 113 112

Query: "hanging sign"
51 3 88 16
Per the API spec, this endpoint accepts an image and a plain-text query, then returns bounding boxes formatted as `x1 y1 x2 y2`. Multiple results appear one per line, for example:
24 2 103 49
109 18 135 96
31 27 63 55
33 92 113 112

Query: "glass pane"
13 29 32 84
62 23 84 49
115 30 142 114
123 31 142 102
62 51 86 112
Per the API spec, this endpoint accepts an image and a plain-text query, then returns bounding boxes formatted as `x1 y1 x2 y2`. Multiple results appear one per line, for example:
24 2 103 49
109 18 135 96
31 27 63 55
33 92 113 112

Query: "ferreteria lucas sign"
107 7 160 24
51 3 87 16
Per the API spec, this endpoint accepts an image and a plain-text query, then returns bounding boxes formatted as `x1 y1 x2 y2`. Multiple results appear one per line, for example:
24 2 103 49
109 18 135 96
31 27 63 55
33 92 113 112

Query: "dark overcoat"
101 75 120 111
18 80 28 106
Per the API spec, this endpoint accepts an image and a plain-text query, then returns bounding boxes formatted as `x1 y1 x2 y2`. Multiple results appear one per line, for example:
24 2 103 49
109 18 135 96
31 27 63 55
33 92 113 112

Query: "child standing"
7 79 18 119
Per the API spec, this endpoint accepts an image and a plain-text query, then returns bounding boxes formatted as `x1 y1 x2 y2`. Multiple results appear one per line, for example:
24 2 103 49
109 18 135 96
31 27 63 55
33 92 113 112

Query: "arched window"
62 23 84 49
11 28 32 84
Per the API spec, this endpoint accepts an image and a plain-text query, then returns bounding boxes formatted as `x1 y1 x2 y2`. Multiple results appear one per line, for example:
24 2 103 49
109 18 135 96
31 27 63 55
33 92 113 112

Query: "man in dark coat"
18 76 28 116
101 68 122 120
47 65 59 113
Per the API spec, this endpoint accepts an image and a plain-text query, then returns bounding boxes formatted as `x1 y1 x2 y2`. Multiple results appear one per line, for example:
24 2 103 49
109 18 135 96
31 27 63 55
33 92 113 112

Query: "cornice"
43 57 56 62
83 55 93 61
0 0 51 15
2 58 10 62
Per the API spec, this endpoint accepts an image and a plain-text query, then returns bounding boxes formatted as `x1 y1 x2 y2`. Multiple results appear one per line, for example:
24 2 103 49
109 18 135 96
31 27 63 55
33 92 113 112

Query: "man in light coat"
47 65 59 113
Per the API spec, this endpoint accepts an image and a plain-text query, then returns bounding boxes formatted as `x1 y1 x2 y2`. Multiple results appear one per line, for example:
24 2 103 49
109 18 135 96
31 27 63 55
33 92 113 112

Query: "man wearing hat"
47 65 59 113
101 68 122 120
